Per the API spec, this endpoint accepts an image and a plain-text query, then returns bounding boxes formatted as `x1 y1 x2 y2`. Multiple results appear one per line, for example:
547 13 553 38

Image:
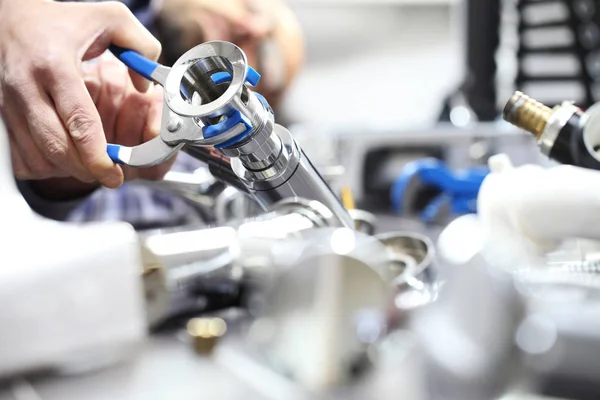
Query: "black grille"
516 0 600 108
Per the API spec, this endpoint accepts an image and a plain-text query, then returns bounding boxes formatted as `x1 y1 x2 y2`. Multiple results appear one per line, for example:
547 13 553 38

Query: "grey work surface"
0 216 440 400
0 335 263 400
0 333 425 400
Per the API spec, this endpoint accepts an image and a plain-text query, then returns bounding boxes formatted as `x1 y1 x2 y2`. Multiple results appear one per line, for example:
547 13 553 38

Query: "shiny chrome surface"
227 125 353 228
348 209 377 235
263 153 354 228
269 197 337 228
117 41 351 229
219 120 274 158
248 228 392 388
375 232 436 288
125 134 185 167
161 41 351 228
182 146 250 193
140 199 340 326
214 187 261 224
224 127 282 172
160 41 273 149
230 124 298 188
164 41 249 119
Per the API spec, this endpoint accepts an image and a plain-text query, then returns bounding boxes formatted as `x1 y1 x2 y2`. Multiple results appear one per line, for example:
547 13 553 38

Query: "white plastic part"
0 120 146 377
439 153 600 269
582 101 600 159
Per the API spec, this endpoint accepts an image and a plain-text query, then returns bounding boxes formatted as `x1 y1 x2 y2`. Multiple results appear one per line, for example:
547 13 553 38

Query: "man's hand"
84 53 174 182
0 0 161 188
29 53 174 201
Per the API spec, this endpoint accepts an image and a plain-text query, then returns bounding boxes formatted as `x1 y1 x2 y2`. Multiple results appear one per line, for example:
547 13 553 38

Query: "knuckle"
65 109 100 143
30 53 55 78
43 138 68 163
2 69 27 90
105 77 127 98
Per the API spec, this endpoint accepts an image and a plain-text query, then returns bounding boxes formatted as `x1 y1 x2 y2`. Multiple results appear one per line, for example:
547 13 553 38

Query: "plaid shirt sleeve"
19 154 209 230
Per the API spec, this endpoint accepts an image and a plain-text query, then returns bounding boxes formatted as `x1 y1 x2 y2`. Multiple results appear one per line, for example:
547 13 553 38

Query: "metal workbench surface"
0 216 460 400
0 327 565 400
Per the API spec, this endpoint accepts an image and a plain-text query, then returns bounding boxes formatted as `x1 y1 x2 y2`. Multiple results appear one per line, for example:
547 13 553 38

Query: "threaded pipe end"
503 91 553 139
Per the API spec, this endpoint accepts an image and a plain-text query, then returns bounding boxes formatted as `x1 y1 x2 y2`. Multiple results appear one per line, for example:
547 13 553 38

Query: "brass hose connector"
187 317 227 356
503 91 553 139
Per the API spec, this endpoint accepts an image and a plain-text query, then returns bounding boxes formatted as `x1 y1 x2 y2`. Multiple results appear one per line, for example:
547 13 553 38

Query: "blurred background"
280 0 596 125
281 0 463 127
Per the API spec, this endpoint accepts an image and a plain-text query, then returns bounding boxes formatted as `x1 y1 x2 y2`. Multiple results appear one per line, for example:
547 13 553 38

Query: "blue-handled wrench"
106 45 183 167
105 42 264 167
109 45 171 86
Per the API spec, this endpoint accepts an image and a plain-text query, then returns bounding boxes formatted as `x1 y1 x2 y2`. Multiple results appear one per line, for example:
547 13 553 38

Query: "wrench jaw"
107 137 184 168
107 42 263 168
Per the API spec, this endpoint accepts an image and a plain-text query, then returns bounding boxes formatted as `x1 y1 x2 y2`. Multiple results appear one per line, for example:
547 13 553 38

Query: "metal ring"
347 209 378 235
539 103 580 156
375 231 436 287
165 41 248 118
188 122 248 147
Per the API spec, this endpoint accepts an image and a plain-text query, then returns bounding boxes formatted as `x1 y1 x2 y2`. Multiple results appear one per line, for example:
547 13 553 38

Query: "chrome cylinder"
230 125 354 228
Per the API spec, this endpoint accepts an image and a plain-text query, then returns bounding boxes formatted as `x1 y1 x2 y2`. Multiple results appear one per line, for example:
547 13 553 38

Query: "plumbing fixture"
107 42 353 228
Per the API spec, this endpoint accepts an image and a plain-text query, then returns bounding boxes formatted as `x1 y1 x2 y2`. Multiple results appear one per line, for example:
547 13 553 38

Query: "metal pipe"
228 125 354 228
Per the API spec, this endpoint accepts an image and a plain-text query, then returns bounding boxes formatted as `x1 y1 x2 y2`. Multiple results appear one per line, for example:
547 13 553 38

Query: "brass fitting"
503 91 553 139
187 317 227 356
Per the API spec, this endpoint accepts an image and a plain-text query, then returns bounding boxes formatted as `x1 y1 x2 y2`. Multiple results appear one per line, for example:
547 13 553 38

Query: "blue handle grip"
106 144 123 165
109 45 159 81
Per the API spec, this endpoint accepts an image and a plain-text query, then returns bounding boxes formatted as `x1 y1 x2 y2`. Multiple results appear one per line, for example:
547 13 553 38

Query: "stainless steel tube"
228 125 354 228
